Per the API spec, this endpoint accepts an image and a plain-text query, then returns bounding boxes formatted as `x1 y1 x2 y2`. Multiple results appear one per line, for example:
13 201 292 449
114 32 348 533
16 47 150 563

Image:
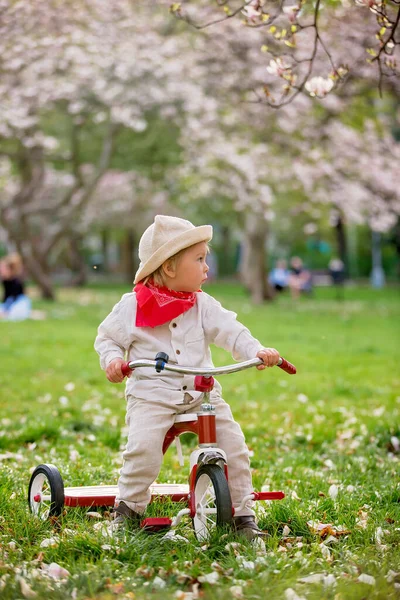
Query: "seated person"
0 254 31 321
329 258 345 285
268 259 290 292
288 256 312 299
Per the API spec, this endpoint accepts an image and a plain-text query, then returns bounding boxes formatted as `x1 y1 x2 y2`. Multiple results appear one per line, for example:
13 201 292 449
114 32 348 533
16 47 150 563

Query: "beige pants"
118 393 255 517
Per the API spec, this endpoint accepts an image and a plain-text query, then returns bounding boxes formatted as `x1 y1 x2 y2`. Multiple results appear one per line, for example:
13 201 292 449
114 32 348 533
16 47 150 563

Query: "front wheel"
28 464 64 520
192 464 232 541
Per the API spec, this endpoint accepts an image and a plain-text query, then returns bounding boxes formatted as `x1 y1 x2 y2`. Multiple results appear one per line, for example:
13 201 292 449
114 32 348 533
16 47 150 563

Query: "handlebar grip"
121 361 132 378
277 357 297 375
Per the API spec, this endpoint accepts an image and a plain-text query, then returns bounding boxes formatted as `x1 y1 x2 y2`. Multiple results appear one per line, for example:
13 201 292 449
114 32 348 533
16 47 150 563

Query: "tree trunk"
0 121 118 300
239 212 273 303
101 229 110 272
334 211 348 277
392 217 400 280
18 243 55 300
68 235 88 287
221 225 231 276
123 228 136 284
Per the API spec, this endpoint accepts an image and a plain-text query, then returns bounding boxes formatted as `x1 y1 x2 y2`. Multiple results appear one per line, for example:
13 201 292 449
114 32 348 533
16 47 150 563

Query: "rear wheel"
192 464 232 541
28 464 64 520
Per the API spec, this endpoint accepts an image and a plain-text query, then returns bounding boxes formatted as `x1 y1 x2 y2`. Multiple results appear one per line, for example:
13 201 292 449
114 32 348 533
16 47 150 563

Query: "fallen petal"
18 577 37 598
284 588 306 600
45 562 70 579
328 484 339 500
298 573 325 584
358 574 376 585
198 571 219 584
40 537 59 548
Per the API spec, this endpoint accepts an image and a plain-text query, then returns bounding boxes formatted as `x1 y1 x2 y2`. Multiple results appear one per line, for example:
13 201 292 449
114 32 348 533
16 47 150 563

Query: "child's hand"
106 358 129 383
256 348 280 370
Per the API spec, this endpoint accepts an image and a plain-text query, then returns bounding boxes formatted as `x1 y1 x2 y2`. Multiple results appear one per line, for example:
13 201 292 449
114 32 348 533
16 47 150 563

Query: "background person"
0 253 31 321
288 256 312 299
268 259 290 292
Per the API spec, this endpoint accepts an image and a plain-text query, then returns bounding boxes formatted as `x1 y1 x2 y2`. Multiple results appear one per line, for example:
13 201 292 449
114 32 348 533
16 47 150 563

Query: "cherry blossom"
305 76 335 98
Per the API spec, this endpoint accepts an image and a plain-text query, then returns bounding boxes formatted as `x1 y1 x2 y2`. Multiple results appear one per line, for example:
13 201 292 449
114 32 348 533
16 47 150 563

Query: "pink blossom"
241 6 263 23
305 76 334 97
266 57 292 77
282 5 300 22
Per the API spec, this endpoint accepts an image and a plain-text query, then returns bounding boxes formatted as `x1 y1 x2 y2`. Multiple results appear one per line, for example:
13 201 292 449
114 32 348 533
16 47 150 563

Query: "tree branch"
43 120 120 255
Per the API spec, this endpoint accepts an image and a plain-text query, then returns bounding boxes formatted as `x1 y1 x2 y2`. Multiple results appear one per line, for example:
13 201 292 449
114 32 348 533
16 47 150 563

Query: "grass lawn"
0 283 399 599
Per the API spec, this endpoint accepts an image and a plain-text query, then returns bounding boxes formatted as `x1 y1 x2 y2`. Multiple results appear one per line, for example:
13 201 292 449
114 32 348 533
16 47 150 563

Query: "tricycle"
28 353 296 540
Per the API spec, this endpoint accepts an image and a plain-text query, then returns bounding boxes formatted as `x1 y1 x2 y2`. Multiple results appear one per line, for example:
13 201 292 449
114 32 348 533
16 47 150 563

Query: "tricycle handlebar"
121 356 296 378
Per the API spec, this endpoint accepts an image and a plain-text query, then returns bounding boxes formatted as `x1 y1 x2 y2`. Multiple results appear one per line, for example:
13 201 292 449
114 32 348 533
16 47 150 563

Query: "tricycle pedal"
140 517 172 532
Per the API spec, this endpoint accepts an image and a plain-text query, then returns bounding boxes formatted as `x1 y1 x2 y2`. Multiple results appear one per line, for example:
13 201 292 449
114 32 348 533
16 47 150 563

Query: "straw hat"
134 215 213 284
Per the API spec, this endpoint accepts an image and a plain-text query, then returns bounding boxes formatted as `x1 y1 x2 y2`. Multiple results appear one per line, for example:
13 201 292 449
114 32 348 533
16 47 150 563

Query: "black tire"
28 464 64 520
192 463 232 540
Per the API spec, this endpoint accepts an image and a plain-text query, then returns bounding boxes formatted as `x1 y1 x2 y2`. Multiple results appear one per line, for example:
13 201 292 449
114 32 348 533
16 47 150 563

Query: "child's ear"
162 260 176 279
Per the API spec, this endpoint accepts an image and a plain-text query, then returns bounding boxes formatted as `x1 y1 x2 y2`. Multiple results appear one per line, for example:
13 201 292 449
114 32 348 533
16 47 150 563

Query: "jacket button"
176 349 181 355
172 323 177 328
182 385 187 390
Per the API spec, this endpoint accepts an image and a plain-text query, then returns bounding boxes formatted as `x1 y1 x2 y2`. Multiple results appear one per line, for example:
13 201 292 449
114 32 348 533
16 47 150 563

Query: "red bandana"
134 280 198 328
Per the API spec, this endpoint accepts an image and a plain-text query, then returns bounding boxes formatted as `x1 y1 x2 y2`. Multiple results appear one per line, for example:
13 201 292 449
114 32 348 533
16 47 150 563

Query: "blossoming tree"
171 0 400 106
0 0 205 298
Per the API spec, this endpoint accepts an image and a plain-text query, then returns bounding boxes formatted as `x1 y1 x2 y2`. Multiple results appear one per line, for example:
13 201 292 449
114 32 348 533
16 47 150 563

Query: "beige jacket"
94 291 263 403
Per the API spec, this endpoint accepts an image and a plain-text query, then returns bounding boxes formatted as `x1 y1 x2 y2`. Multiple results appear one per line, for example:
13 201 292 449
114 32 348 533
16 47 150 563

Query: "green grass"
0 283 399 599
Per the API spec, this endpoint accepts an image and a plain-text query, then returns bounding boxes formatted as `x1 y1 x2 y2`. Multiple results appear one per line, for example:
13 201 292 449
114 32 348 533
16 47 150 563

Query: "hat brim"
134 225 213 284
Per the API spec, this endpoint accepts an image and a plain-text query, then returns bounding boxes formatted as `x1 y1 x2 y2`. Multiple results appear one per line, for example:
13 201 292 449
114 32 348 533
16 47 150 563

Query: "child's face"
0 260 10 279
164 241 209 292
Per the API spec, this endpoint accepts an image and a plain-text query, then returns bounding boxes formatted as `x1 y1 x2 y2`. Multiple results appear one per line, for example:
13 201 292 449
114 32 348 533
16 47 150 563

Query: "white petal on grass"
298 573 325 584
65 382 75 392
391 436 400 452
282 525 291 537
230 585 244 599
324 535 339 545
252 536 267 554
40 537 59 548
328 484 339 500
386 570 400 583
324 574 336 587
320 543 332 560
59 396 69 406
284 589 306 600
225 542 245 552
45 562 70 579
291 490 302 501
375 527 384 544
69 449 80 462
236 556 255 570
152 576 166 589
161 531 189 543
358 574 376 585
174 586 199 600
18 577 37 598
297 393 308 403
198 572 219 584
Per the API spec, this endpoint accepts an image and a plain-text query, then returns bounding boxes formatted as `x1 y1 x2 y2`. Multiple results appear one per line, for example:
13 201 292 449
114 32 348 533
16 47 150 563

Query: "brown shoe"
233 516 269 541
113 501 142 527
